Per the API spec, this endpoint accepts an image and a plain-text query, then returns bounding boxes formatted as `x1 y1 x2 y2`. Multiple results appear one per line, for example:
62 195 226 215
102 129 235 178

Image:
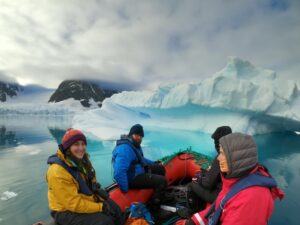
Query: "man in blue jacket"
112 124 167 205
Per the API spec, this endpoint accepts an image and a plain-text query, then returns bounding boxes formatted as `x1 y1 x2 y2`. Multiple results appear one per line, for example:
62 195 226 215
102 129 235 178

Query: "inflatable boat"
109 150 211 212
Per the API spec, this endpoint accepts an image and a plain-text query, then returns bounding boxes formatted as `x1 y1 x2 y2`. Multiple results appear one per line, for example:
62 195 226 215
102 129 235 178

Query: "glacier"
0 98 102 116
73 57 300 140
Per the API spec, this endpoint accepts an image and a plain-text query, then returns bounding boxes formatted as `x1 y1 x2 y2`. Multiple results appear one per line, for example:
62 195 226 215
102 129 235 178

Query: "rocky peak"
48 80 118 107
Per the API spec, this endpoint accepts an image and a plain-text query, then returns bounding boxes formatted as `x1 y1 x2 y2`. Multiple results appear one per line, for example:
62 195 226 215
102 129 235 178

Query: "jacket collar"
221 166 260 191
56 149 76 168
220 165 284 201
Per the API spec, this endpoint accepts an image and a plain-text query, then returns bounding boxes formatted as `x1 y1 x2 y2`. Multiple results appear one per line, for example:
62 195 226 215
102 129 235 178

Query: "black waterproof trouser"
186 219 196 225
187 182 220 212
52 199 124 225
52 211 115 225
129 164 167 204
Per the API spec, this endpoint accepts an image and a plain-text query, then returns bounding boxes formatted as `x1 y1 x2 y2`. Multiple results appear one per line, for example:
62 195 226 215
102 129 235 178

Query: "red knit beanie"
61 128 87 150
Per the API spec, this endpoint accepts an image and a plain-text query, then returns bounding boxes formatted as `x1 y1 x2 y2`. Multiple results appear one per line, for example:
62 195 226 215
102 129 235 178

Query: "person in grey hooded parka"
179 133 284 225
219 132 258 178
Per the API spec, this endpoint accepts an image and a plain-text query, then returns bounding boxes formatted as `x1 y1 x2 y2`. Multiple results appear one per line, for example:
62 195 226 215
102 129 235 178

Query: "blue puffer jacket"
112 136 154 192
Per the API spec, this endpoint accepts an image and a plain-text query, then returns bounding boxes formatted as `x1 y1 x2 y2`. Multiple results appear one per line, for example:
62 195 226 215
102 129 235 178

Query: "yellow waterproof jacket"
46 150 103 213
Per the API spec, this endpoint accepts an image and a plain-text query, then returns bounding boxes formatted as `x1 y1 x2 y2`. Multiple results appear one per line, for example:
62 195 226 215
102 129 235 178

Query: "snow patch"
29 150 41 155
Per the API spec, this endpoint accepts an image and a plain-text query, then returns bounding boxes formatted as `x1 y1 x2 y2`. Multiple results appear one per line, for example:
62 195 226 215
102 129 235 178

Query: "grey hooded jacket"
219 133 258 178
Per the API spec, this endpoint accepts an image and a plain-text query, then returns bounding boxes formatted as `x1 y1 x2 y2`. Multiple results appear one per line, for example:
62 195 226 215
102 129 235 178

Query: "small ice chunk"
0 191 18 201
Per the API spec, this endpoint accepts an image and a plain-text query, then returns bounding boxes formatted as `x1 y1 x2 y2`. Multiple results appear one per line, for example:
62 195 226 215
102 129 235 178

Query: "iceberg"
110 57 300 120
73 100 151 140
73 57 300 140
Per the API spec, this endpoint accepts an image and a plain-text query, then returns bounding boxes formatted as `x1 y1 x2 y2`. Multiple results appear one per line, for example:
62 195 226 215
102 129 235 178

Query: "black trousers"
186 219 196 225
52 211 115 225
129 164 167 203
187 182 219 212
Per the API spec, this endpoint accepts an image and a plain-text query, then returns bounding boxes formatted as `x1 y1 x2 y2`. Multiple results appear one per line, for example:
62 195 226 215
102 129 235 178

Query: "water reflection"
0 126 18 147
255 132 300 160
253 132 300 225
0 124 299 225
48 128 66 145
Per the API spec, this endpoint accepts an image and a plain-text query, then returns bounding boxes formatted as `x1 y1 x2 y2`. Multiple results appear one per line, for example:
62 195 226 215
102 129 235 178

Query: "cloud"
0 71 16 83
0 0 299 90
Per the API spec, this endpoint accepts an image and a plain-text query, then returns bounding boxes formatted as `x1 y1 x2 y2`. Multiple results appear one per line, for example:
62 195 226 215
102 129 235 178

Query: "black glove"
192 170 203 184
95 188 109 200
103 199 124 224
92 182 109 200
186 219 196 225
144 165 151 173
102 200 116 217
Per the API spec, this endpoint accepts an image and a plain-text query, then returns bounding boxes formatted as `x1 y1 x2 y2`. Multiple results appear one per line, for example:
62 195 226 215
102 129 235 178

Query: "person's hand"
95 188 109 200
155 160 163 165
102 200 116 217
192 170 202 183
201 167 208 174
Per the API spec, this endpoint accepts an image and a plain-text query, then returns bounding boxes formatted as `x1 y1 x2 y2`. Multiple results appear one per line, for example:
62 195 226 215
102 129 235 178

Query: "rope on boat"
160 147 213 169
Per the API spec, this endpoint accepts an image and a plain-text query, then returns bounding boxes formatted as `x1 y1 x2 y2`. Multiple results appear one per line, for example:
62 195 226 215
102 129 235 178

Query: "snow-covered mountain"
0 72 55 104
73 57 300 140
49 80 117 108
6 84 55 103
0 80 119 115
0 83 65 115
0 81 23 102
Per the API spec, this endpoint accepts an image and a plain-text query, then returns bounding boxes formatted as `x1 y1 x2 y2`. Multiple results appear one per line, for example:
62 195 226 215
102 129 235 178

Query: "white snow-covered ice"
73 57 300 140
1 98 97 115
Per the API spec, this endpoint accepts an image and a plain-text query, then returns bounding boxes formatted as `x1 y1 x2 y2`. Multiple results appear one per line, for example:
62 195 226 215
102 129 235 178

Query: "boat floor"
37 184 189 225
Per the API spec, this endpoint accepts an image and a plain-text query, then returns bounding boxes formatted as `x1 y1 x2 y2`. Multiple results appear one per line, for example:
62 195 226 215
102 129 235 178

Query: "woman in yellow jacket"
46 128 122 225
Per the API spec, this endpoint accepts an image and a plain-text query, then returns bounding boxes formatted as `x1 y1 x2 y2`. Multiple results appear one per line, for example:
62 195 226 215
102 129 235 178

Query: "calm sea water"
0 116 299 225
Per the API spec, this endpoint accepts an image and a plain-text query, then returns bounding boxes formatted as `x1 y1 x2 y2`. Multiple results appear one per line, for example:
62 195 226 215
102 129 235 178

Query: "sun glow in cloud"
15 77 34 86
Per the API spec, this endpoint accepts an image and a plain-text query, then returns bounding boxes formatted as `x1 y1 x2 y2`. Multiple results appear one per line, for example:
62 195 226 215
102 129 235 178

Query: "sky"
0 0 299 90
